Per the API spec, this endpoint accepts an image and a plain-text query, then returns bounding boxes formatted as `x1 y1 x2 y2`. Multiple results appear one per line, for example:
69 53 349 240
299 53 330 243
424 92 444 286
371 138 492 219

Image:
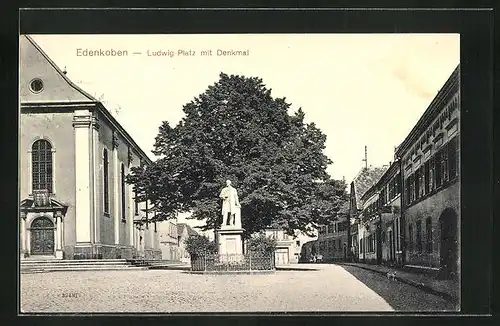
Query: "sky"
30 34 459 231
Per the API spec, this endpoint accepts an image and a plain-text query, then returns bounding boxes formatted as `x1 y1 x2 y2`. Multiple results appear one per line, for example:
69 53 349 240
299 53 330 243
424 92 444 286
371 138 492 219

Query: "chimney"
63 66 67 75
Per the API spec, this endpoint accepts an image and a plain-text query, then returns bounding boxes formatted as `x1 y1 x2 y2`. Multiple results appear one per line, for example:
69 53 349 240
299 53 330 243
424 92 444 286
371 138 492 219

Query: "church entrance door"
30 217 55 255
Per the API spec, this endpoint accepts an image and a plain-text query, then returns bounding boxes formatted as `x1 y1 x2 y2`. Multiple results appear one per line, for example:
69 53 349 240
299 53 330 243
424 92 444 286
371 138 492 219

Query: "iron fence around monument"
191 252 275 272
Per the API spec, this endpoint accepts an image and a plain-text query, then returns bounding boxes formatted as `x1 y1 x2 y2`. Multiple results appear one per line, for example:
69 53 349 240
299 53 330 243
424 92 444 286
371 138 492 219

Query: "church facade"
19 35 162 260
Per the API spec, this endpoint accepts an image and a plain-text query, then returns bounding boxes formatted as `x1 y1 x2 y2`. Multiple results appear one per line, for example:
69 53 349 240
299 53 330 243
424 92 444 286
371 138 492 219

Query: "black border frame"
1 5 494 326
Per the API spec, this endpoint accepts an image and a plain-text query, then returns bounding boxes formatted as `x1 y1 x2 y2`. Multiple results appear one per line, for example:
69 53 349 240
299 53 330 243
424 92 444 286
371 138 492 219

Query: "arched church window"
32 139 53 193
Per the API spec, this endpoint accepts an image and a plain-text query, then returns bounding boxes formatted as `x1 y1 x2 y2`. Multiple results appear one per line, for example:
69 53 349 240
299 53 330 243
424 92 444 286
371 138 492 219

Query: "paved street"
20 264 457 313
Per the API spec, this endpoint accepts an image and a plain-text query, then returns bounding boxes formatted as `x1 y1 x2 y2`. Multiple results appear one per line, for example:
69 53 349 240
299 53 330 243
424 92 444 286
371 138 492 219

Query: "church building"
19 35 162 260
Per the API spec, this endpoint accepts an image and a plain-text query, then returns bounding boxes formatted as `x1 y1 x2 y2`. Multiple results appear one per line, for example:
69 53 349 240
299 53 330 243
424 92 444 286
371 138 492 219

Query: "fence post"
249 253 252 271
204 255 207 271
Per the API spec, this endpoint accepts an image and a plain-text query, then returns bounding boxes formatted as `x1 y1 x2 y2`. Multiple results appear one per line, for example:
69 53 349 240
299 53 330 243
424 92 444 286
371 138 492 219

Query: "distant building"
262 229 301 265
177 223 199 264
396 65 460 279
158 219 179 261
19 34 161 260
316 201 350 262
300 240 317 262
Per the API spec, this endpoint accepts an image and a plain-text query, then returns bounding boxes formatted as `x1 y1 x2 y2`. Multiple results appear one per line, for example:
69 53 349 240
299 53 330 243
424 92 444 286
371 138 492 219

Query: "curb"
339 263 457 303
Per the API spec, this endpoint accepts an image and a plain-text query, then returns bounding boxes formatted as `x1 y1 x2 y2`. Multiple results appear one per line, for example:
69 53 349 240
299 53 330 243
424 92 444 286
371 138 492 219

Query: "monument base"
217 227 244 262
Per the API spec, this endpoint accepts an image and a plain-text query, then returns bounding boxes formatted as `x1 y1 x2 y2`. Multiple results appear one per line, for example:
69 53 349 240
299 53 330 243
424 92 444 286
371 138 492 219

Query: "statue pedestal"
217 226 244 263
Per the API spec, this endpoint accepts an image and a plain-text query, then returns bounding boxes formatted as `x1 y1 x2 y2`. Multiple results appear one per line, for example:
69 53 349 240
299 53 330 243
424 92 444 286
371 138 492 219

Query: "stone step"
21 259 128 264
21 266 148 273
21 264 137 270
21 261 130 266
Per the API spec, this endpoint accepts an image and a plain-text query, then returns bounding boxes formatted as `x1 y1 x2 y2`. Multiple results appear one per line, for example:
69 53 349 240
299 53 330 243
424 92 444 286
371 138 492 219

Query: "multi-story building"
349 166 388 263
19 34 162 260
359 161 402 266
375 161 403 266
395 65 460 279
358 186 380 264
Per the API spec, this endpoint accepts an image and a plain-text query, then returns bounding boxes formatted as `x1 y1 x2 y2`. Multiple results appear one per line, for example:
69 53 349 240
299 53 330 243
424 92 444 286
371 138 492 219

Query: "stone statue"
219 180 241 227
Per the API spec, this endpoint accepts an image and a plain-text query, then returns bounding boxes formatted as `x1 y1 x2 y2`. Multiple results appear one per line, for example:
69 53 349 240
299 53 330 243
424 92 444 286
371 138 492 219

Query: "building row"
302 65 460 279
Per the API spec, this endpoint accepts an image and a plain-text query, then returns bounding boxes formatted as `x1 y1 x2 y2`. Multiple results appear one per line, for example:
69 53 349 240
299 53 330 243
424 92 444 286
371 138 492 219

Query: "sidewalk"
339 262 459 303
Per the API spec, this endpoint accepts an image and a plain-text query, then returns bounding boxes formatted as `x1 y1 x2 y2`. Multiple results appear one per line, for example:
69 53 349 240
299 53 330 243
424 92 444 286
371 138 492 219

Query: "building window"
395 173 401 195
448 136 459 180
29 78 44 93
435 151 442 188
441 147 449 184
409 174 415 203
429 156 435 192
121 164 126 222
416 220 422 253
103 149 109 214
414 169 420 200
408 224 413 252
424 161 430 195
426 217 433 253
338 239 342 251
31 139 53 193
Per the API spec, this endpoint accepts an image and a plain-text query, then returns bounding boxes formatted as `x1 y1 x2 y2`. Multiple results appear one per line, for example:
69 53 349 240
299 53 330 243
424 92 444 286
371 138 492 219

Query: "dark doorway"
439 208 458 279
30 216 55 255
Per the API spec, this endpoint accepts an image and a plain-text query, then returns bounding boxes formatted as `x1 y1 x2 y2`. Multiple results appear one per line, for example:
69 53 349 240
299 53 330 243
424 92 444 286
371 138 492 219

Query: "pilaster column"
20 212 26 257
55 211 63 259
56 216 61 250
92 116 100 244
150 222 156 250
112 132 120 245
73 110 93 244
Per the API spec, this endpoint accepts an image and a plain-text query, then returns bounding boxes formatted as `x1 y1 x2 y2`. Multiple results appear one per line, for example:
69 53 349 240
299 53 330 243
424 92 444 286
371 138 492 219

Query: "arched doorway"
439 208 458 279
30 217 55 255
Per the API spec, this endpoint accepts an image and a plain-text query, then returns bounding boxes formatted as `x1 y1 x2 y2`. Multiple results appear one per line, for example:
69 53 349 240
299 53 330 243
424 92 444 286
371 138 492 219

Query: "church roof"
20 35 97 104
351 165 388 210
177 223 199 237
20 35 152 165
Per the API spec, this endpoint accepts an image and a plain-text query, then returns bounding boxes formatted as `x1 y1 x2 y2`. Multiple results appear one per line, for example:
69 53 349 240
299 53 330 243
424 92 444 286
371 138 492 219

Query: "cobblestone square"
20 264 456 313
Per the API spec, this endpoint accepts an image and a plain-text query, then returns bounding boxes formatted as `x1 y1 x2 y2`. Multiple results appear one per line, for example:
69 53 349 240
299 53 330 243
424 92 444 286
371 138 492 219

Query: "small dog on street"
386 271 396 281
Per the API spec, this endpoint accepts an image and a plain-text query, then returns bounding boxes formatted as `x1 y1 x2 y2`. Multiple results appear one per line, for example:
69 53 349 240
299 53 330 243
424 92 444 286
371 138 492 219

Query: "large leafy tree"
127 73 348 237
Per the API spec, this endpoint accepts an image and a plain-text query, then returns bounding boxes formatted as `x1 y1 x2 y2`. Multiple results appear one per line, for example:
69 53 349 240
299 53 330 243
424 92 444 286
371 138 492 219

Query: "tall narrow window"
121 164 126 222
429 156 435 191
441 147 449 183
416 220 422 253
414 169 420 200
435 151 442 188
32 139 53 193
424 161 430 195
396 173 401 195
103 149 109 214
448 136 458 180
426 217 433 253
